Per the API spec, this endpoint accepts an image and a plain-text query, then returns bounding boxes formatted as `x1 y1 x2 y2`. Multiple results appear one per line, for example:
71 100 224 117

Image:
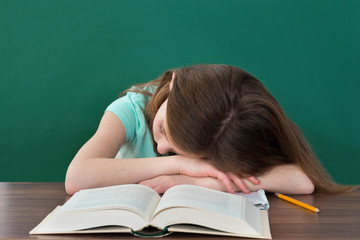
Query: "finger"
205 165 235 193
229 173 250 194
247 176 260 185
139 180 151 187
139 179 158 189
154 185 166 194
215 171 234 194
140 180 165 194
138 180 146 185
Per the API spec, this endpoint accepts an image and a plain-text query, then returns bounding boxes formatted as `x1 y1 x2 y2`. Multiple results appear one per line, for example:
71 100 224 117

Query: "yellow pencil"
275 193 320 213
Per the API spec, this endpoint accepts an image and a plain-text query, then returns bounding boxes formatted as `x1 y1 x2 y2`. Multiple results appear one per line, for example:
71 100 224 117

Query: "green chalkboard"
0 0 359 184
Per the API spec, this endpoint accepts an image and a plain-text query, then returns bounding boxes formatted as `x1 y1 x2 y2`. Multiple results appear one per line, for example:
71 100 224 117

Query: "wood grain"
0 182 359 239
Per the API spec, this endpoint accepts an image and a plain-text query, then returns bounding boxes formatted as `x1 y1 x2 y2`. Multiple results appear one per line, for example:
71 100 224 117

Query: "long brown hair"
128 64 351 193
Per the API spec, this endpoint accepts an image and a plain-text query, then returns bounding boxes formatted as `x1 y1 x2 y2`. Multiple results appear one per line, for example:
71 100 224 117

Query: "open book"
30 184 271 239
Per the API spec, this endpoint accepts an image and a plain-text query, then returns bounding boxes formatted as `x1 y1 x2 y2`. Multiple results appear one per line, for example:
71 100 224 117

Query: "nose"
157 139 171 155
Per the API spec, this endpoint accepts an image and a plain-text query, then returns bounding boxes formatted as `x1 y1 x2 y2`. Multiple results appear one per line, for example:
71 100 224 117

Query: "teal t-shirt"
105 86 157 158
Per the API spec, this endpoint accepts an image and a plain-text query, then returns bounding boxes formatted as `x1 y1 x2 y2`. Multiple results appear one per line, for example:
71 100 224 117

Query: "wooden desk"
0 182 359 239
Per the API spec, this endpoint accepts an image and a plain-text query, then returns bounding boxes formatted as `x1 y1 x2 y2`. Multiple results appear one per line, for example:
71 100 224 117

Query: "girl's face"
152 99 173 155
152 99 201 158
153 72 177 155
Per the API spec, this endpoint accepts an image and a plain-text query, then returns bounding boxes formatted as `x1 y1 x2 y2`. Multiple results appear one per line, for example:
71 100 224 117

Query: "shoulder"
112 85 156 110
105 85 156 142
107 85 155 112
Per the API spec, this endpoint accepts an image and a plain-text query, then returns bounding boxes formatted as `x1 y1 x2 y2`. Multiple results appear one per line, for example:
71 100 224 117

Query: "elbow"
65 160 102 195
294 170 315 194
297 180 315 194
65 164 85 195
65 179 78 196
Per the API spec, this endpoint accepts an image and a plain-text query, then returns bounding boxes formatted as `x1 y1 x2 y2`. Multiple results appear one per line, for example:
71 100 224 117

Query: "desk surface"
0 182 359 240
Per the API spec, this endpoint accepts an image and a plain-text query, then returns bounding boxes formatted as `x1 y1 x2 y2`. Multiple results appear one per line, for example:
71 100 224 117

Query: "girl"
65 64 350 195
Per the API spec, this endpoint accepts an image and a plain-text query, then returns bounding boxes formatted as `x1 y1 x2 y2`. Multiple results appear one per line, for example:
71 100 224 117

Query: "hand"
176 156 236 193
139 175 198 194
176 156 260 193
228 174 260 194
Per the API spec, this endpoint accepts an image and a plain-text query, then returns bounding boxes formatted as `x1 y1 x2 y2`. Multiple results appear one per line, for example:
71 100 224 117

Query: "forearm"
65 111 182 195
160 164 315 194
139 175 230 194
65 156 181 195
239 164 315 194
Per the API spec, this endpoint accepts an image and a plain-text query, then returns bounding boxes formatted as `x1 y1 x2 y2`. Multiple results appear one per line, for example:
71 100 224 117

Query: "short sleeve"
104 86 157 159
106 96 137 142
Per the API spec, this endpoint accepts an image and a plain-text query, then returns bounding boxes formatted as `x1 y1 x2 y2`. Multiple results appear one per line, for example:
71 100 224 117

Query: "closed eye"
159 124 164 134
159 122 168 139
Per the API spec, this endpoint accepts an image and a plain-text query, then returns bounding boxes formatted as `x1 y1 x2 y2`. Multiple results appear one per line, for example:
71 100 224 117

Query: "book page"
168 210 271 239
153 185 242 218
30 206 142 234
151 185 263 236
59 184 160 221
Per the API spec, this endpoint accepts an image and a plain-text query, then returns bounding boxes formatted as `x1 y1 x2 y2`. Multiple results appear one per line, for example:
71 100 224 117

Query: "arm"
65 112 179 195
140 164 314 194
232 164 315 194
65 112 241 195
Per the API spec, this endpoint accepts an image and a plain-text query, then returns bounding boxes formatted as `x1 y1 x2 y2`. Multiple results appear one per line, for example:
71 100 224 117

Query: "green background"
1 0 359 184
